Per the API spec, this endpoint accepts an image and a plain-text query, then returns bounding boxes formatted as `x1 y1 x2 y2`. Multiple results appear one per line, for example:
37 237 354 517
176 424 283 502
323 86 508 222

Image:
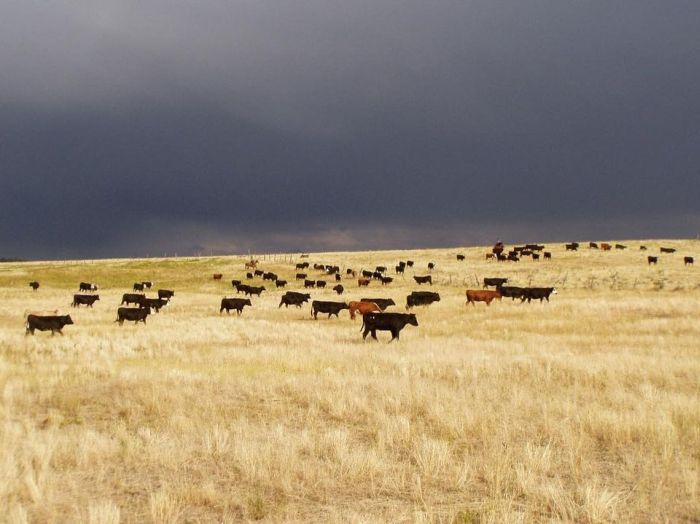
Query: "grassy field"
0 239 698 523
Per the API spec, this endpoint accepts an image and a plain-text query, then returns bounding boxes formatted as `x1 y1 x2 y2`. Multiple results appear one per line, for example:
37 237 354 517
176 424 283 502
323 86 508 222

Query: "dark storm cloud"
1 1 699 258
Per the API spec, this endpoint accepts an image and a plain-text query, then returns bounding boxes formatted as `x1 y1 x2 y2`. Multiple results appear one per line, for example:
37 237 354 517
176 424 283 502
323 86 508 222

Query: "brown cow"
465 289 502 306
485 253 495 261
601 243 612 251
213 273 223 280
348 301 382 320
358 277 371 287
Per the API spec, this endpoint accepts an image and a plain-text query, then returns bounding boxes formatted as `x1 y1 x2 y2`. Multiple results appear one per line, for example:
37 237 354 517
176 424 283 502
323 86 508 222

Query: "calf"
456 254 465 261
406 291 440 309
316 280 327 288
26 314 73 335
684 256 694 266
121 293 145 306
296 273 307 280
142 281 153 289
362 270 373 279
296 262 309 270
79 282 98 292
141 298 169 312
133 282 145 291
304 279 316 288
360 298 396 311
521 287 557 303
427 262 435 270
262 272 277 281
381 276 393 285
213 273 223 280
485 253 495 261
543 252 552 260
565 243 579 251
254 269 264 277
275 279 288 288
395 265 404 274
589 242 599 249
332 284 344 295
234 283 251 294
279 292 311 308
72 294 100 308
246 272 254 279
640 245 647 251
615 244 627 250
245 285 265 297
466 289 501 306
375 266 387 273
358 278 370 287
532 253 540 261
406 260 414 267
348 301 381 320
660 247 676 254
220 297 252 315
29 281 40 291
483 277 507 288
361 312 418 342
647 256 658 265
158 289 175 301
413 275 432 285
311 300 349 319
601 243 612 251
116 307 150 325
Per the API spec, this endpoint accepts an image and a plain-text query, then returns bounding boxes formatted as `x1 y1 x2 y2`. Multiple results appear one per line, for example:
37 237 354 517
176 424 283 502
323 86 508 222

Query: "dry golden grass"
0 239 698 522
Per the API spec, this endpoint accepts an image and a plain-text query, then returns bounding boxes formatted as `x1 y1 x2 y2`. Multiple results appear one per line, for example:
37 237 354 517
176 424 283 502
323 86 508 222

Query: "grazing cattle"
220 298 252 315
456 254 465 261
466 289 502 306
358 278 370 287
507 254 519 262
29 281 39 291
525 244 545 251
335 273 342 282
326 265 340 275
246 272 254 279
279 292 311 308
647 256 658 265
372 271 383 280
332 284 344 295
484 277 508 288
532 253 540 261
296 273 307 280
133 282 145 291
158 289 175 301
589 242 599 249
485 253 495 261
231 279 241 287
640 245 647 251
498 286 525 300
521 287 557 303
300 254 309 258
360 298 396 311
601 243 612 251
213 273 223 280
685 256 694 266
121 293 145 306
398 261 406 268
244 260 258 269
660 247 676 254
361 312 418 342
346 269 356 276
262 272 278 281
615 244 627 250
406 291 440 309
362 270 373 279
304 279 316 288
543 252 552 260
275 279 288 288
520 250 532 257
375 266 387 273
381 276 393 285
254 269 264 277
565 243 579 251
142 281 153 289
72 294 100 308
116 307 149 325
79 282 98 292
296 262 309 270
427 262 435 270
395 265 405 274
311 300 349 319
234 283 250 294
316 280 327 288
413 275 432 285
348 301 382 320
406 260 414 267
26 314 73 336
245 285 265 297
496 253 507 262
141 297 169 312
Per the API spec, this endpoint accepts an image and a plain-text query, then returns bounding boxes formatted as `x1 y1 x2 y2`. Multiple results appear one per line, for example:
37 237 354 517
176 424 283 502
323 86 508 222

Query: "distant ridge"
0 257 26 263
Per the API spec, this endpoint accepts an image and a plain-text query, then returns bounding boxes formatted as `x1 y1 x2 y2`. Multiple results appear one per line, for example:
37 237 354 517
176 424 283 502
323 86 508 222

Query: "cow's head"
62 315 74 325
550 287 558 295
244 299 252 306
407 314 418 326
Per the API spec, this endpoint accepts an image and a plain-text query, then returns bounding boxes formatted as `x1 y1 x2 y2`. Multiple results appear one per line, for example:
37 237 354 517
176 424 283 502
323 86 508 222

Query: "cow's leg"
58 329 64 336
371 329 378 341
362 326 370 340
389 328 399 342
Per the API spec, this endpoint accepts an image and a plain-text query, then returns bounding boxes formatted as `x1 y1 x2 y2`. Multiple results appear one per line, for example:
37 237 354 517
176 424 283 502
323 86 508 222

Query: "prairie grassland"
0 240 698 523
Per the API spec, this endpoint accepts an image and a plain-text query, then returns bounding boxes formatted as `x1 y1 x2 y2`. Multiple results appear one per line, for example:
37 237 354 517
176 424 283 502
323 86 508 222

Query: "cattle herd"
22 241 694 341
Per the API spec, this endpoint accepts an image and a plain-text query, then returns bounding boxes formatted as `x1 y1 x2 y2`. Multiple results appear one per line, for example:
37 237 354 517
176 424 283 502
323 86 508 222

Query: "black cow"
498 286 525 300
158 289 175 301
395 265 404 274
326 265 340 275
640 245 647 251
532 253 540 261
685 256 694 266
565 243 579 251
361 312 418 342
381 276 393 285
497 254 507 261
406 291 440 309
375 266 387 273
406 260 414 267
296 273 307 280
484 277 508 288
141 298 169 312
372 271 383 280
72 294 100 307
296 262 309 269
133 282 145 291
316 280 327 288
29 281 39 291
116 307 150 325
262 272 277 281
26 314 73 335
589 242 598 249
313 263 324 270
333 284 344 295
231 279 241 287
79 282 98 292
543 252 552 260
615 244 627 250
521 287 557 303
220 297 252 315
660 247 676 254
335 273 342 282
346 268 355 276
428 262 435 270
413 275 432 285
121 293 145 306
311 300 349 319
360 298 395 311
254 269 264 277
279 292 311 308
304 279 316 288
647 256 658 265
275 279 288 288
456 254 465 261
234 283 251 294
245 285 265 296
246 272 254 279
362 270 373 278
507 254 520 262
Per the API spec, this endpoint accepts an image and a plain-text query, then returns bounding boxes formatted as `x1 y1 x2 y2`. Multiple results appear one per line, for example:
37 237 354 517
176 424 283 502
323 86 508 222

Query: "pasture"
0 240 698 522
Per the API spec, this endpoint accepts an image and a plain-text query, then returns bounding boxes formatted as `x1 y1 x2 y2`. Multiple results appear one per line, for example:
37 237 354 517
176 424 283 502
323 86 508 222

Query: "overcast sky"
1 1 699 259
